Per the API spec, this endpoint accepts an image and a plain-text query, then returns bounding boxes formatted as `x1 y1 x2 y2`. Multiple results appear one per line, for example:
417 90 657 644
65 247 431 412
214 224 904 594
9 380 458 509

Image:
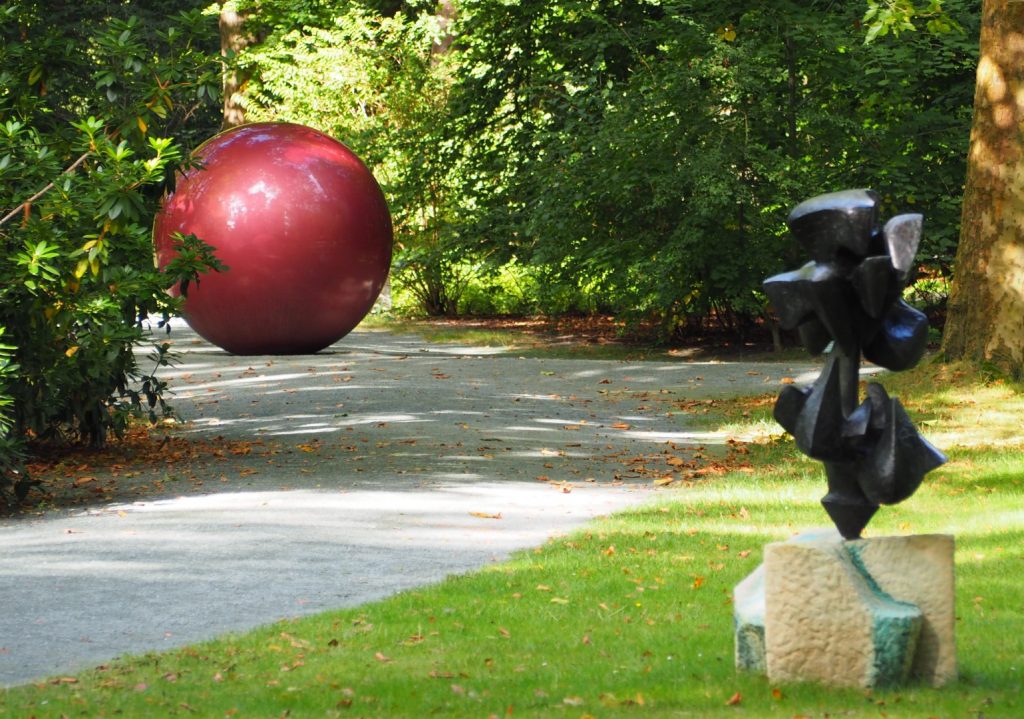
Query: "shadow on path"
0 322 819 685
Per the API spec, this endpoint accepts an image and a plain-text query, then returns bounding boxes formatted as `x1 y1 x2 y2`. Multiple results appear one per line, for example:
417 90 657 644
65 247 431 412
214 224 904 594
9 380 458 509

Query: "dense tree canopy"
0 0 982 494
231 0 978 333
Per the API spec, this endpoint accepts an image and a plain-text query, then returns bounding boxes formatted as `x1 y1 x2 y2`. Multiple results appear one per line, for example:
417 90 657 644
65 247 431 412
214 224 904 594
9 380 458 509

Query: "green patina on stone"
733 564 766 673
734 616 766 674
846 541 923 687
734 539 928 686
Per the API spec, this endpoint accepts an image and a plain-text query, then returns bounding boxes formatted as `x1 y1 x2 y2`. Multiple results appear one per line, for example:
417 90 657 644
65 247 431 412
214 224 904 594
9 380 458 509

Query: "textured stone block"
850 534 957 686
733 532 956 688
764 535 922 688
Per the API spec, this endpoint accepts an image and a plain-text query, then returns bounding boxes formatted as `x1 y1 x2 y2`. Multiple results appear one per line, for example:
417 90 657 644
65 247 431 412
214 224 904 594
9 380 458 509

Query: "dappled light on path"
1 322 822 686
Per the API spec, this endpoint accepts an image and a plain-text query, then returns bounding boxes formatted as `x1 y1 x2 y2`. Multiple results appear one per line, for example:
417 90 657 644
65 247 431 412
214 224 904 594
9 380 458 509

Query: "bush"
0 2 223 500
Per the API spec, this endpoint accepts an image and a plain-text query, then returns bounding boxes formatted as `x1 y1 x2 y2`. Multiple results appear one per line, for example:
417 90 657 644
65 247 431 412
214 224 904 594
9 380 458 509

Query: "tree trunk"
942 0 1024 376
432 1 457 57
219 5 255 129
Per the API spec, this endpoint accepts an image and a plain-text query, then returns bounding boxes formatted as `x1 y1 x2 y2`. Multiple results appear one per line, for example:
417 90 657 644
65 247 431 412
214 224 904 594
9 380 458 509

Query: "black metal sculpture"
764 190 946 540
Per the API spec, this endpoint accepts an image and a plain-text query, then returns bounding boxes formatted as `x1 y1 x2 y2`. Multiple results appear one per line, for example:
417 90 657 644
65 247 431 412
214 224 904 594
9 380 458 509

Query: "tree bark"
942 0 1024 376
219 5 255 129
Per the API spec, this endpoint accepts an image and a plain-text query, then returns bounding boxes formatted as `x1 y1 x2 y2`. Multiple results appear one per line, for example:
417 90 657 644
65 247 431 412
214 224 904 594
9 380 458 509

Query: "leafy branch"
863 1 962 43
0 151 91 231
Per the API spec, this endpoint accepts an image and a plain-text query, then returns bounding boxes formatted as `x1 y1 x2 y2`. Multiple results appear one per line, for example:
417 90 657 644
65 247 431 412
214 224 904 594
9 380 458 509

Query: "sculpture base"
733 532 956 688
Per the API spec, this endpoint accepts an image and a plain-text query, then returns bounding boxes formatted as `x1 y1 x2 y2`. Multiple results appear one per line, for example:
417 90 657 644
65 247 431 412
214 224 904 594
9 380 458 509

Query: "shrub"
0 3 223 501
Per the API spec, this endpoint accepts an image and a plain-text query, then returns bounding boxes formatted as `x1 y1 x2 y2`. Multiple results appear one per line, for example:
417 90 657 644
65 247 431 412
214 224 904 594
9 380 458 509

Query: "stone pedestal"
733 532 956 688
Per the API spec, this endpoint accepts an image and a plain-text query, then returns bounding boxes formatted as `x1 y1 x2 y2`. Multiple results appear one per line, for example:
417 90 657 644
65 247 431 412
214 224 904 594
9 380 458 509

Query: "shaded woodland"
0 1 991 492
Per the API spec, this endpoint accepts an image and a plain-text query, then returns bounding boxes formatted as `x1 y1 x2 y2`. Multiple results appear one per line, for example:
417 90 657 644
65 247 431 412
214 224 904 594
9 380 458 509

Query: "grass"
2 360 1022 718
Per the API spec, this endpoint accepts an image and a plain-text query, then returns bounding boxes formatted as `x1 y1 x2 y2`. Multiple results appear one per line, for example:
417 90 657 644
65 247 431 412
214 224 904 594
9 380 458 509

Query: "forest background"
0 0 981 497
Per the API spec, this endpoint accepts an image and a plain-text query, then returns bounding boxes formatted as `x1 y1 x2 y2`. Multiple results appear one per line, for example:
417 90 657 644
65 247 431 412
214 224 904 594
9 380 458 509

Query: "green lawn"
2 360 1021 718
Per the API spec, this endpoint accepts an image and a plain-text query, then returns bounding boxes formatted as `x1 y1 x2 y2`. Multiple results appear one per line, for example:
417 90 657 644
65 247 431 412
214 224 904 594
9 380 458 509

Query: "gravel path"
0 323 819 686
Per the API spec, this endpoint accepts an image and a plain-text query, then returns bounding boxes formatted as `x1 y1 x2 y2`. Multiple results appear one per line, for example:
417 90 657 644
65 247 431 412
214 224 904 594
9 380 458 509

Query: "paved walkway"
0 323 819 686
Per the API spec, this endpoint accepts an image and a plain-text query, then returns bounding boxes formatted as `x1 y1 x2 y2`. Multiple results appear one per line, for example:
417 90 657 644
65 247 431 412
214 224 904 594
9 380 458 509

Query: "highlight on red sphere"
154 122 393 355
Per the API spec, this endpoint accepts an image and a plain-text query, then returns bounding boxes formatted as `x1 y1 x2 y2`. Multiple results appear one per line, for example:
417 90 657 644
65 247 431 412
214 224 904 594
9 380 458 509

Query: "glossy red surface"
154 123 392 354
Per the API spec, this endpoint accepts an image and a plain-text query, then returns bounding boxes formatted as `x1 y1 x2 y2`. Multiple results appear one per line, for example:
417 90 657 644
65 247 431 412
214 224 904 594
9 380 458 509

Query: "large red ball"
154 122 392 354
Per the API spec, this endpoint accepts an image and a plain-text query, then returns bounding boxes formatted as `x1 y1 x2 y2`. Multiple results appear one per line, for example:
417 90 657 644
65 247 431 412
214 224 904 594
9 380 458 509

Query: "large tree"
941 0 1024 376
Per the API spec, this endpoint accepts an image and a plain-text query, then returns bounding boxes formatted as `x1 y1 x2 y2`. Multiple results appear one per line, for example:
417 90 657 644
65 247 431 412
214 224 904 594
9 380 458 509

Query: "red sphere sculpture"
154 122 392 354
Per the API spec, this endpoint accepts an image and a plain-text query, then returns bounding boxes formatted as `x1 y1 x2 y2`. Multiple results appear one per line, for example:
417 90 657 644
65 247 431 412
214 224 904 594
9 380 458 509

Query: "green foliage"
0 327 29 500
863 0 962 42
235 1 977 331
242 2 470 316
448 0 978 336
0 0 223 496
162 232 231 299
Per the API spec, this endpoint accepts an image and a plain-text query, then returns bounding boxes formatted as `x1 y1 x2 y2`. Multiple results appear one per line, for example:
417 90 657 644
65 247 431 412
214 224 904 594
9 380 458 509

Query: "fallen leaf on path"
611 422 631 430
73 477 96 487
469 512 502 520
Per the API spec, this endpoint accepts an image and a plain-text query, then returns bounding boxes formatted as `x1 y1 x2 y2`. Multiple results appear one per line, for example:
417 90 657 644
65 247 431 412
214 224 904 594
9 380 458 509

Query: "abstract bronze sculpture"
764 190 946 539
